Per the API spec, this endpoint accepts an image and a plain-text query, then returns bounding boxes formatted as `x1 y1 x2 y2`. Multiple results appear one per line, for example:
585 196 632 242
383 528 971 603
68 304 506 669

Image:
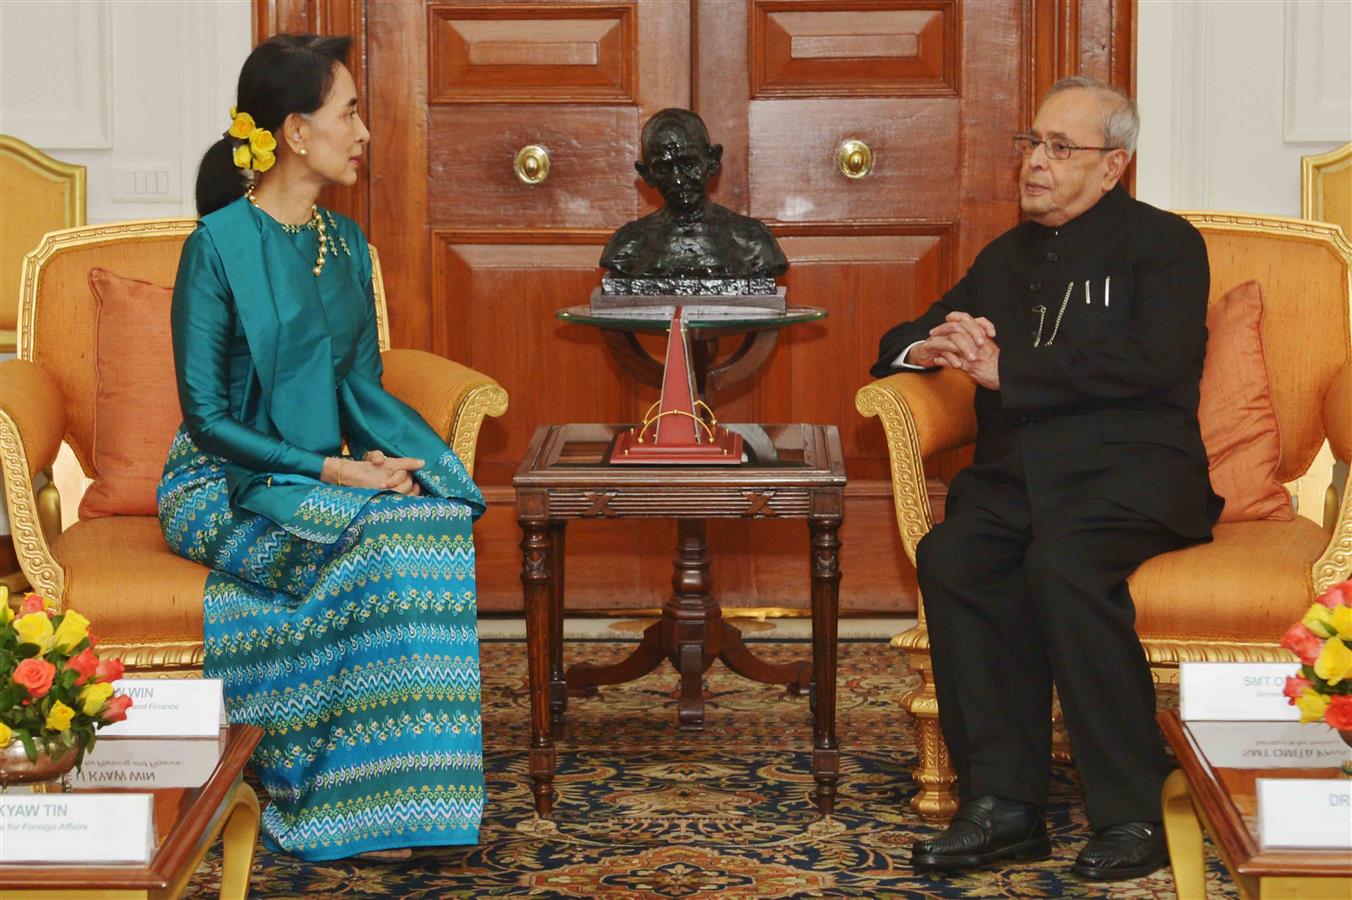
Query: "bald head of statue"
601 108 787 279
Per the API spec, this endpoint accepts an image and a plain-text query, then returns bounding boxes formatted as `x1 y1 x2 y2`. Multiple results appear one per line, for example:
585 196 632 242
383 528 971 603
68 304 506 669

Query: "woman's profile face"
293 63 369 188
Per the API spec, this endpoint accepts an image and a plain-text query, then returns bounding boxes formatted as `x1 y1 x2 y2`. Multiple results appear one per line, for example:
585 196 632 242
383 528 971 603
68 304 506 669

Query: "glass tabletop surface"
5 729 232 859
556 304 827 332
1183 719 1349 846
547 422 813 469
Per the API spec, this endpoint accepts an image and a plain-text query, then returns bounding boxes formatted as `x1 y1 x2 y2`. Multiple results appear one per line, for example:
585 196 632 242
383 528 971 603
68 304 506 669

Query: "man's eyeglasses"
1013 134 1115 160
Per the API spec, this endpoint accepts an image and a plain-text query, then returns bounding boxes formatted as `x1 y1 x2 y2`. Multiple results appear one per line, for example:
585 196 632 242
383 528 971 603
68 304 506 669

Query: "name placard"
1258 779 1352 850
1179 662 1300 721
68 738 221 789
0 794 155 863
97 678 225 738
1185 722 1349 769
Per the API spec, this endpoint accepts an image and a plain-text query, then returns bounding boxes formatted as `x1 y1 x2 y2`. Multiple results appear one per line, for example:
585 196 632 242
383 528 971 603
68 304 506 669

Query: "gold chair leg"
1162 769 1207 900
219 782 261 900
902 653 958 818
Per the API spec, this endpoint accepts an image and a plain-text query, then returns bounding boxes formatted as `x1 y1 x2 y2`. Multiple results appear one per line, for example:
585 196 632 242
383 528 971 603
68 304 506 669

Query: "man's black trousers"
915 479 1191 828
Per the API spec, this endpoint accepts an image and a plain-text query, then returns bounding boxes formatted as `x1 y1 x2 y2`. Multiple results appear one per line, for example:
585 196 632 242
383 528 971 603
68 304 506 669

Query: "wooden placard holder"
611 308 743 465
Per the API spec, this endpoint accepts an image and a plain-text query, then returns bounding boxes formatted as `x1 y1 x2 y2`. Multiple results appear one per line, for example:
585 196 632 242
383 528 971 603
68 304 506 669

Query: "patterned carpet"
186 639 1238 898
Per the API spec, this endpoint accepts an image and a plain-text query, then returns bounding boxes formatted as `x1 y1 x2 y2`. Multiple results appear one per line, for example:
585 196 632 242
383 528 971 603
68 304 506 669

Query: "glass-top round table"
555 304 828 398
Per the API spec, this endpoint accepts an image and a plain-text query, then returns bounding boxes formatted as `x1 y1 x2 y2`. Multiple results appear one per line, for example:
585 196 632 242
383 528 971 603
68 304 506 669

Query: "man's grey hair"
1045 75 1139 159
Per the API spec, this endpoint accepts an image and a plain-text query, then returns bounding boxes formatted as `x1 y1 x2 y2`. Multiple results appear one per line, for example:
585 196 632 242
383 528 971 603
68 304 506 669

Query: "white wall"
1136 0 1352 216
0 0 251 223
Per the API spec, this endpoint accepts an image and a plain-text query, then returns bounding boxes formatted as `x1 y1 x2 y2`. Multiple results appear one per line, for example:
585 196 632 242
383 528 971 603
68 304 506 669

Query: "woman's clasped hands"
324 449 425 495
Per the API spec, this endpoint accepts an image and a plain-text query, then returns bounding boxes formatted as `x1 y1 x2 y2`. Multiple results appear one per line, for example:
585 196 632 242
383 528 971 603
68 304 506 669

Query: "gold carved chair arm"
1314 362 1352 592
0 360 68 600
380 349 508 478
855 368 977 563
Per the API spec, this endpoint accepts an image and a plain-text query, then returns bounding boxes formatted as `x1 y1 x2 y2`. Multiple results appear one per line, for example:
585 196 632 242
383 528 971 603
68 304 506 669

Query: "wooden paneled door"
255 0 1132 613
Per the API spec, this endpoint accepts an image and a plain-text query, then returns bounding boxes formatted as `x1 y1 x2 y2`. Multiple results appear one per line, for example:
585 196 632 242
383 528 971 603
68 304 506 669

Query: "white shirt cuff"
893 340 932 370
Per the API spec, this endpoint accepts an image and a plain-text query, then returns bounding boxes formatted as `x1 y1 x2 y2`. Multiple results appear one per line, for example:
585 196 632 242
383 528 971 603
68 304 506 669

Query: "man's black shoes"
1072 821 1169 880
911 795 1050 870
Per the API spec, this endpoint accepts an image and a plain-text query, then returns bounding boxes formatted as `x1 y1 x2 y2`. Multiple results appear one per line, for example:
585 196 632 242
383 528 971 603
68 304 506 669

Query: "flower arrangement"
0 586 133 765
1282 580 1352 731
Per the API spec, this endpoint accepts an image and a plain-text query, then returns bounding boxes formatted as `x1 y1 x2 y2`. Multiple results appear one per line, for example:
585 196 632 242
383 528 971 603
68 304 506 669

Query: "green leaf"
15 642 39 659
17 728 38 762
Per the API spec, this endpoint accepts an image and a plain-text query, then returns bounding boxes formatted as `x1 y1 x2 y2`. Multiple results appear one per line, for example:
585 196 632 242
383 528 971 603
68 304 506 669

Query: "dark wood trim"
0 725 262 892
251 0 370 231
1159 710 1352 879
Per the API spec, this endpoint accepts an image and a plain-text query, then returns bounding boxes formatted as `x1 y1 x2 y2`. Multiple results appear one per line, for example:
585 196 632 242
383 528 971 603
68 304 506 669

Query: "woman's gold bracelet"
333 457 347 487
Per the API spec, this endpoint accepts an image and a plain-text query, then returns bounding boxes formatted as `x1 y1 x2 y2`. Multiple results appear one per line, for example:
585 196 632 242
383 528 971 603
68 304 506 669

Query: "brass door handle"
514 145 550 184
837 139 873 179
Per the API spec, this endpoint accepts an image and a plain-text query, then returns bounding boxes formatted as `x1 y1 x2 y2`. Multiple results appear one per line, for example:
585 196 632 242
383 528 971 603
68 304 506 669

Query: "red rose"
1282 623 1325 667
101 693 133 723
18 594 49 617
94 657 124 683
1316 581 1352 610
1283 675 1313 703
12 658 57 698
1325 695 1352 730
65 648 100 686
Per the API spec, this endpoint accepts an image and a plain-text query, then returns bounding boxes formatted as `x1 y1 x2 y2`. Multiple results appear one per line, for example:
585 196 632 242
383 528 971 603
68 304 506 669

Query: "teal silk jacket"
169 196 485 543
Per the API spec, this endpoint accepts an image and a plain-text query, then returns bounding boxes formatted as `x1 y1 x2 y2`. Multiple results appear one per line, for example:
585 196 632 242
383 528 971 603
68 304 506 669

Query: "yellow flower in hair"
233 143 253 170
249 127 276 155
251 149 276 173
228 109 255 139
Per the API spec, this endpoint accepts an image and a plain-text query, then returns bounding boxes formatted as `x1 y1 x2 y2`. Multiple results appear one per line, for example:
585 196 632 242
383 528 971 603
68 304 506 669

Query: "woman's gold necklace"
245 186 329 276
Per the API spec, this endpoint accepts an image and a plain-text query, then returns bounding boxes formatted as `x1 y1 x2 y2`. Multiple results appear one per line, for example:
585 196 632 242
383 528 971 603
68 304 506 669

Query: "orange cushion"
1130 517 1326 643
52 516 208 644
1198 280 1293 522
79 268 181 519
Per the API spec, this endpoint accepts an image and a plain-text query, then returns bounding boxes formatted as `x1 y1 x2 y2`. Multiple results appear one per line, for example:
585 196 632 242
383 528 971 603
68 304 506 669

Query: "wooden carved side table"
514 422 846 817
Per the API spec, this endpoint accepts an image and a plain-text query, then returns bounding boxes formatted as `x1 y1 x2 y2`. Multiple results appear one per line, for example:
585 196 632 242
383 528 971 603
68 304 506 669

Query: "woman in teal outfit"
157 34 485 861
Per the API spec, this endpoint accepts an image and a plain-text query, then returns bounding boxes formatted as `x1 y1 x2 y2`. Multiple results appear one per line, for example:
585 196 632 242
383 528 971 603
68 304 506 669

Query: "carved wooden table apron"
514 423 846 817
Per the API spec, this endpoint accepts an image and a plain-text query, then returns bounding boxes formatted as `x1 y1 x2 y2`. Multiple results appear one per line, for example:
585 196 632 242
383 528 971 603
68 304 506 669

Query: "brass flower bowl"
0 739 80 787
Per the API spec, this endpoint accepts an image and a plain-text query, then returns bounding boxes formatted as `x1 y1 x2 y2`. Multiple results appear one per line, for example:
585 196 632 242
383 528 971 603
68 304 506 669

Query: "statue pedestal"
610 308 743 465
589 285 786 314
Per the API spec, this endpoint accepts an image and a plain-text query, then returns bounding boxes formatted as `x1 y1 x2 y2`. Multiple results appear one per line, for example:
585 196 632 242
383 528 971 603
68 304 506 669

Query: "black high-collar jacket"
872 185 1222 537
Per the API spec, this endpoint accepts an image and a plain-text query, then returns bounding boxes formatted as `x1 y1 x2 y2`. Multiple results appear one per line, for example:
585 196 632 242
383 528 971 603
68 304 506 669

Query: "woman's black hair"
194 33 352 217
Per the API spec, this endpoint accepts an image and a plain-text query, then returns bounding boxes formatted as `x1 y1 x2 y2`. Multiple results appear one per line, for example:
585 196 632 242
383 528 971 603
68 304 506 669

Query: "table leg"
521 519 556 816
219 782 260 900
809 515 841 815
1161 769 1206 900
548 521 567 738
670 518 717 730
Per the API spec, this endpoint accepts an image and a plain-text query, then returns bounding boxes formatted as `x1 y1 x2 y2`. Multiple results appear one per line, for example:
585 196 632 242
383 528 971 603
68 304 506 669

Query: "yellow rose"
13 612 54 651
0 585 11 625
1330 605 1352 641
252 149 276 173
78 682 114 717
228 110 255 139
0 721 11 745
44 701 75 733
52 609 90 652
232 143 252 170
248 127 276 154
1313 636 1352 685
1302 603 1335 638
1294 689 1331 723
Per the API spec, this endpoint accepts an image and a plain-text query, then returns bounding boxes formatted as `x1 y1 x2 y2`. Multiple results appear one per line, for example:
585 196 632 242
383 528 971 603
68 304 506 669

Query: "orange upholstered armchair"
0 219 508 674
856 213 1352 817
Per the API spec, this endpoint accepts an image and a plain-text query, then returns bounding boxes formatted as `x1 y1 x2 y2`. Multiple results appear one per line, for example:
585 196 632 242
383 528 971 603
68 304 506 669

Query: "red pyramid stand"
611 308 743 465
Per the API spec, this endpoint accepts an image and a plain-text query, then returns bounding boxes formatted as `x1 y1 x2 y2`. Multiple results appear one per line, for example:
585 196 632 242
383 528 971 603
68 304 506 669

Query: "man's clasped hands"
911 311 1001 390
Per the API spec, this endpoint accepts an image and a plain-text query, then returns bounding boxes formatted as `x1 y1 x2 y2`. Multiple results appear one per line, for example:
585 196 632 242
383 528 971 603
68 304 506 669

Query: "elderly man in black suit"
873 75 1220 881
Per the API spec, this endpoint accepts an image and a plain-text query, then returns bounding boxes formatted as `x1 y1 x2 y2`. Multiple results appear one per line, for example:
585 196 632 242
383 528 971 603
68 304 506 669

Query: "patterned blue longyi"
157 429 484 860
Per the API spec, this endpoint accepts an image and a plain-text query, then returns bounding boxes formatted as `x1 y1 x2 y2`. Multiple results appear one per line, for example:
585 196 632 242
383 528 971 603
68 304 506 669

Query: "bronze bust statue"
600 109 788 287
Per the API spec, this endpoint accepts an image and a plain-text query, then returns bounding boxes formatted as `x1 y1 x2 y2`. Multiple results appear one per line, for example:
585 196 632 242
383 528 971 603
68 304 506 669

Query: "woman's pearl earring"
298 147 308 157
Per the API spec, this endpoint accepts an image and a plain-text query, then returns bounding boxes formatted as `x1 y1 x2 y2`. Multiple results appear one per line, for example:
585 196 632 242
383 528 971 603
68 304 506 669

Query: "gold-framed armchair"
857 213 1352 818
0 218 508 674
